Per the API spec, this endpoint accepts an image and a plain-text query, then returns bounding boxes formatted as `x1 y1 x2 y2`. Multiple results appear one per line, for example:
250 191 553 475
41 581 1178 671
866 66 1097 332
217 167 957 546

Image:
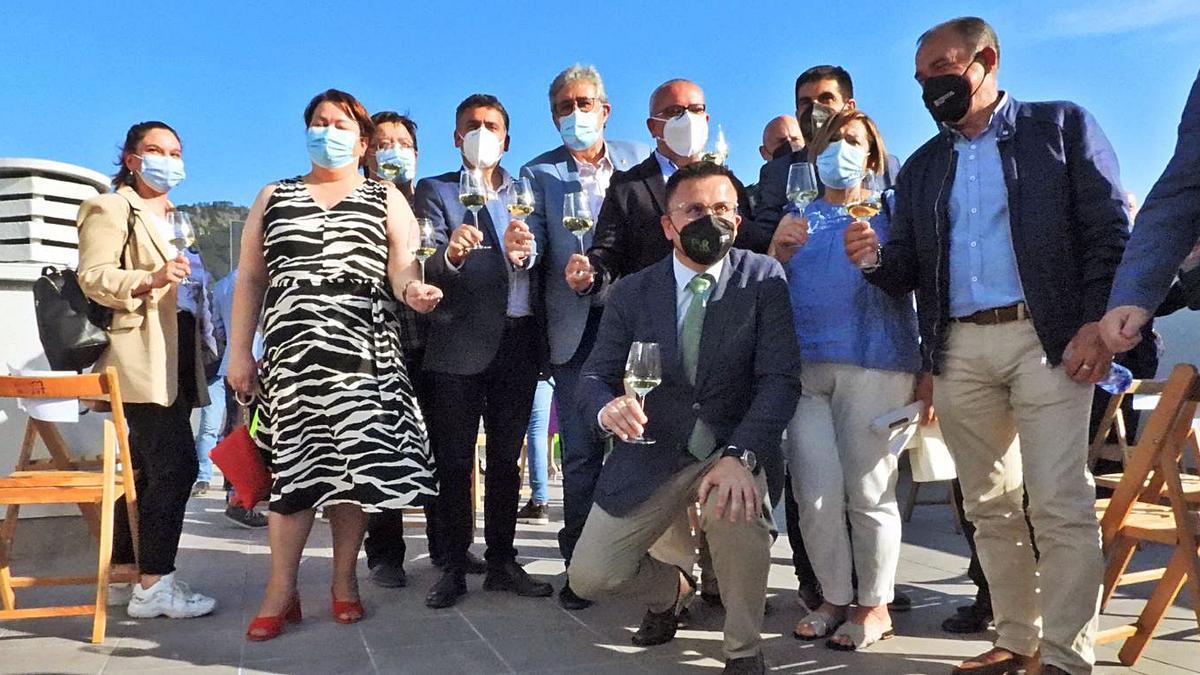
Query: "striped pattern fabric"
256 177 436 514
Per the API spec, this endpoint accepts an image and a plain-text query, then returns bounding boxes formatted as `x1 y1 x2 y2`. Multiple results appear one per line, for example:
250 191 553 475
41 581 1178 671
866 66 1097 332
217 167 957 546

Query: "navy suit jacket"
743 148 901 252
1110 69 1200 313
579 248 802 516
521 139 650 365
415 168 544 376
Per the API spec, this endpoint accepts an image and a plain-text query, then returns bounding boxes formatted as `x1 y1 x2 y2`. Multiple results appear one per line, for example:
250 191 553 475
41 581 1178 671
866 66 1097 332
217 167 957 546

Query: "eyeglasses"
373 141 415 151
554 96 600 116
654 103 707 120
671 201 736 220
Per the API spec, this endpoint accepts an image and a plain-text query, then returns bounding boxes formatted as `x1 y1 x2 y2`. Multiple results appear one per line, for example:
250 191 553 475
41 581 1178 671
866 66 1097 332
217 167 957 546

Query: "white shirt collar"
654 150 678 180
672 250 725 295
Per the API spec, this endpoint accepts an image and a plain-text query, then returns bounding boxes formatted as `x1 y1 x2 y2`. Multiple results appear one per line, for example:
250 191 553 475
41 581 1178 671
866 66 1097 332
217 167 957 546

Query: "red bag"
209 424 271 508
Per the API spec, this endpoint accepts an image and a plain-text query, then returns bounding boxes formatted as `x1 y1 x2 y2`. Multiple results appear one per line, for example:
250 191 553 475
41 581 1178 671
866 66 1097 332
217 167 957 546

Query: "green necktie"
681 273 716 460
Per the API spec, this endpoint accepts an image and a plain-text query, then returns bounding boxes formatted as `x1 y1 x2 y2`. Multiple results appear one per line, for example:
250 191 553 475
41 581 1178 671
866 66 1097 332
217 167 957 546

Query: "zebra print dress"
256 177 436 514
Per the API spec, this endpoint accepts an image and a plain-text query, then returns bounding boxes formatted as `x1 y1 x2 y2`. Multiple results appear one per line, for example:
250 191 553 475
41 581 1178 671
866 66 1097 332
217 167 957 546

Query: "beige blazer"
76 185 208 407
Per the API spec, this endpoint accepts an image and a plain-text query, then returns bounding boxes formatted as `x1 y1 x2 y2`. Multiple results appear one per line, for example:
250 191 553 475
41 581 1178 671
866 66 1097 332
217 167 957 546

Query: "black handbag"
33 198 136 372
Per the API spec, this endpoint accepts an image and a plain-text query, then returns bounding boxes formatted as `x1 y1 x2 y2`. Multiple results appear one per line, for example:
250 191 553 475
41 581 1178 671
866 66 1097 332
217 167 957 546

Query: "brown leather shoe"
951 647 1035 675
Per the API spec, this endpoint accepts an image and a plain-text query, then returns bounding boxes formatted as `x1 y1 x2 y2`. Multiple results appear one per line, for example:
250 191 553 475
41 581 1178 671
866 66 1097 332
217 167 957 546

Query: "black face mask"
770 143 794 160
799 103 838 144
922 55 985 126
676 214 735 266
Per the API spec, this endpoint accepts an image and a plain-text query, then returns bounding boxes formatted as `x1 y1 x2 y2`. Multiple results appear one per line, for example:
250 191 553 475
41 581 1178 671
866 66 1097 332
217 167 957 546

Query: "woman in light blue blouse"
769 110 923 652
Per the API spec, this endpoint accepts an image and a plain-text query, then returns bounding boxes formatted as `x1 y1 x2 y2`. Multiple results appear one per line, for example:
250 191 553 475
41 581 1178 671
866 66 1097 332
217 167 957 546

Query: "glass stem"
419 260 425 285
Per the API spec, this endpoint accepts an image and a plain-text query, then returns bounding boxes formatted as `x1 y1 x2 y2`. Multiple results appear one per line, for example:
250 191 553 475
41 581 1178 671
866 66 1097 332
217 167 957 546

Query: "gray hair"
548 64 608 111
918 16 1000 60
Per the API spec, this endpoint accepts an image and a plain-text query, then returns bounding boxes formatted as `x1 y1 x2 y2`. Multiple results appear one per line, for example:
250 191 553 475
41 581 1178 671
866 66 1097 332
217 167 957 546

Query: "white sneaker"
126 573 216 619
107 583 133 607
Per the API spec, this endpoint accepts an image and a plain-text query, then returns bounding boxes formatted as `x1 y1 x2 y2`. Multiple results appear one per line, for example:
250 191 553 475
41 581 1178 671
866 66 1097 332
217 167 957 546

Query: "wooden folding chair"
0 368 138 644
1094 363 1200 666
1089 378 1166 470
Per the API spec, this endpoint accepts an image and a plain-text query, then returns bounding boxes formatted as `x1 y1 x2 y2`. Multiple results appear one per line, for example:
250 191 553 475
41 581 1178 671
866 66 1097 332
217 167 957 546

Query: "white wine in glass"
563 192 593 255
457 169 492 250
624 341 661 445
786 162 819 235
846 171 885 268
413 218 437 284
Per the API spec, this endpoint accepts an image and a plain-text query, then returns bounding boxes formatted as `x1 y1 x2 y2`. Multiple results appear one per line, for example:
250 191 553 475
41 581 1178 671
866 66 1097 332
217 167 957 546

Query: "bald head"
760 115 803 161
649 79 704 117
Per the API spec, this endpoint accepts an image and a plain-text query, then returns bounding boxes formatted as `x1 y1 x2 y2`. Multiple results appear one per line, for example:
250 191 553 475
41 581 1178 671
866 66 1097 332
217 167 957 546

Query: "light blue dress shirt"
948 94 1026 317
654 150 678 181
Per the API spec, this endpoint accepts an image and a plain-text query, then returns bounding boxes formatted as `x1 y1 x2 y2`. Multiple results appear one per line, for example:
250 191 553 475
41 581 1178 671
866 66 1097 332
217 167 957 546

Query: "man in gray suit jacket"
510 64 649 609
569 162 802 675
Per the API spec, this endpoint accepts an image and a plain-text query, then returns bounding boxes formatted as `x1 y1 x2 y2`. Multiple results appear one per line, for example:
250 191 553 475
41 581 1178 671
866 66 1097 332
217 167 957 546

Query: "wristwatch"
721 446 758 475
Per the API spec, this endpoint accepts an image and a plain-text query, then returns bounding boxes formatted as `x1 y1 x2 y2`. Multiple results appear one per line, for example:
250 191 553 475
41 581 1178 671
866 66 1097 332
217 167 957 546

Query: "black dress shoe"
425 570 467 609
368 562 408 589
701 591 723 608
941 601 993 634
558 582 593 610
631 607 678 646
889 589 913 612
723 653 766 675
482 560 553 597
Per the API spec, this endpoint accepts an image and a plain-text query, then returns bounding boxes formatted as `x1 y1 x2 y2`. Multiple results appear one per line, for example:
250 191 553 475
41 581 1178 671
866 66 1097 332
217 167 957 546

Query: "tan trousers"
569 458 771 660
934 320 1102 674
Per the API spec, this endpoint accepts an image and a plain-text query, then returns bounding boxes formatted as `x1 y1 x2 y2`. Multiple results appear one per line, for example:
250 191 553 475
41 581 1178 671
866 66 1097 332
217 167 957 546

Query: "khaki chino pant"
569 458 772 660
934 320 1103 674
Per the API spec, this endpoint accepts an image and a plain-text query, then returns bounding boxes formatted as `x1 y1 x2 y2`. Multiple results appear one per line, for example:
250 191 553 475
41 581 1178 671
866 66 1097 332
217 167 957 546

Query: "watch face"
743 450 757 472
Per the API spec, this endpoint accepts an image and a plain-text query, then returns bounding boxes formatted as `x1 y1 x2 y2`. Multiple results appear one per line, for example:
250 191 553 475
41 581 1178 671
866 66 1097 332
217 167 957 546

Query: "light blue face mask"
815 140 867 190
306 126 359 169
135 154 185 193
558 109 603 151
375 146 417 183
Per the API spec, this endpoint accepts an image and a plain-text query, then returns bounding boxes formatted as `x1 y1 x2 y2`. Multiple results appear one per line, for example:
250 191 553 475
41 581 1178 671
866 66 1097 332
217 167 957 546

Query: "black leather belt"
951 302 1028 325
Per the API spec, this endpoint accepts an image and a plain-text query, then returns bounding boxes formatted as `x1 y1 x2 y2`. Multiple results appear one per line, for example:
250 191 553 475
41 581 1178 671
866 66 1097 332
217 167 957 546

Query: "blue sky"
2 1 1198 207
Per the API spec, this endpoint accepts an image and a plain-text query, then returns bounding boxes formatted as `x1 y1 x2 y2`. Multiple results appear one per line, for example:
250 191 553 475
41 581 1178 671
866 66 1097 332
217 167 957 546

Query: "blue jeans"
525 378 554 504
194 377 226 483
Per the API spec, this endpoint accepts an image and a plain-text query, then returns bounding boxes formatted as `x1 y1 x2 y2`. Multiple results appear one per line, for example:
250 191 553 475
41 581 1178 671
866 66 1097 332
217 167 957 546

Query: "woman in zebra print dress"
228 89 443 640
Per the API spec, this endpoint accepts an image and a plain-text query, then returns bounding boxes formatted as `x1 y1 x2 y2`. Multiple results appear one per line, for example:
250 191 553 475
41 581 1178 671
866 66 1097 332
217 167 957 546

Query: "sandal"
826 620 894 651
792 608 844 640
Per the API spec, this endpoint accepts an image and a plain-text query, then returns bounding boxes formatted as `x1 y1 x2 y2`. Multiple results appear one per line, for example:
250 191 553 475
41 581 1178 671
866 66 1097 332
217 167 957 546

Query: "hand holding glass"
623 341 661 445
457 170 492 250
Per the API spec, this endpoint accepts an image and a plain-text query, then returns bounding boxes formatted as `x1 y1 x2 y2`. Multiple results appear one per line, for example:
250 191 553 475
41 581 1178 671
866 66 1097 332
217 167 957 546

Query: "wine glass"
506 176 537 259
457 169 492 250
166 211 196 285
846 171 885 268
377 149 402 180
413 218 437 284
701 124 729 164
624 341 662 445
786 163 819 235
562 192 593 255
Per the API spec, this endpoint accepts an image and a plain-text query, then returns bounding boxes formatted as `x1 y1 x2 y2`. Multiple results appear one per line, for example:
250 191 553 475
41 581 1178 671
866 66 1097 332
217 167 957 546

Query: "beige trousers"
934 320 1102 674
569 458 771 660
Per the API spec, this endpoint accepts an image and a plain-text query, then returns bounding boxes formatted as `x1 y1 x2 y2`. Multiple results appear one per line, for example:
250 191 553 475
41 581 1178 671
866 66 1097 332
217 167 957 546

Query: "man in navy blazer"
513 63 649 609
416 94 553 609
1102 68 1200 352
569 162 802 675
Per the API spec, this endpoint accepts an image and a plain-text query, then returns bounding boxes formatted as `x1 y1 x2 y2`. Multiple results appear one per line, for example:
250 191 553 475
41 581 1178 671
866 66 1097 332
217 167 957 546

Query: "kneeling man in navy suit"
569 161 802 675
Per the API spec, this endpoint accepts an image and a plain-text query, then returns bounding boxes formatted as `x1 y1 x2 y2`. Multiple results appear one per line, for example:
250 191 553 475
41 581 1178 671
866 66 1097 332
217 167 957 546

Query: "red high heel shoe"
246 595 302 641
332 590 364 624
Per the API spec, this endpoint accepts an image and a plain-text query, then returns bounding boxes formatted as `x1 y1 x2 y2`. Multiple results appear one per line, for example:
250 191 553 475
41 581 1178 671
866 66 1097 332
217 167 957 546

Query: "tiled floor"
0 477 1196 674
